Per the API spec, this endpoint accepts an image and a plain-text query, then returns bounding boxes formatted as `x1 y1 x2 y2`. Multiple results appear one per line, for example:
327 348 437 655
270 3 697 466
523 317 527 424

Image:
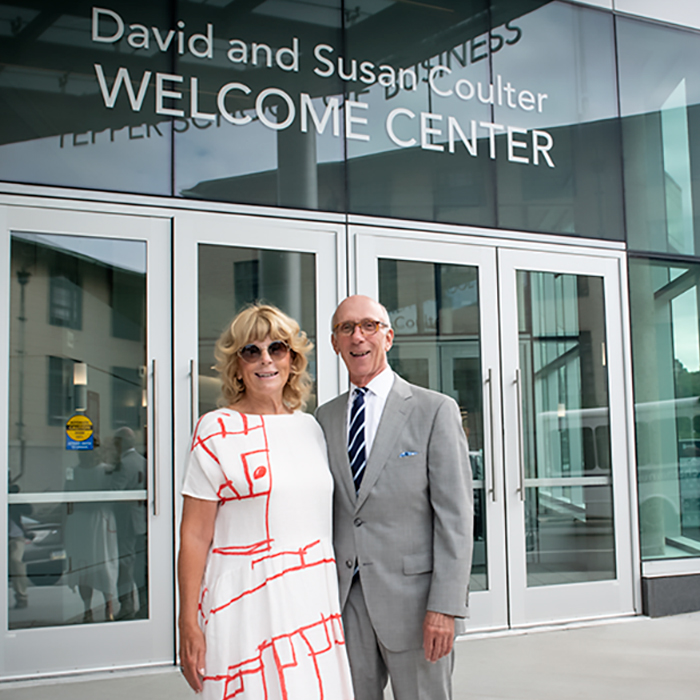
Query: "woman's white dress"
65 462 118 597
182 408 354 700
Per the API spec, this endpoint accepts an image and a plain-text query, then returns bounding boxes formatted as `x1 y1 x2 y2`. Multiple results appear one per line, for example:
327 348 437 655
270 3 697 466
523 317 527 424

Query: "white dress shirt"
346 366 395 456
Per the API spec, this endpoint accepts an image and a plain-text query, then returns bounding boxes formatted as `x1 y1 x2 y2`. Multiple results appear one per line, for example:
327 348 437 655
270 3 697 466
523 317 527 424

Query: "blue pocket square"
399 451 418 458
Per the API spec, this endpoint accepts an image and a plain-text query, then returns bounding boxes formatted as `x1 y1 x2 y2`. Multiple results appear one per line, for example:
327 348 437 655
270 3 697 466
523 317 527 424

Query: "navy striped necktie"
348 387 368 494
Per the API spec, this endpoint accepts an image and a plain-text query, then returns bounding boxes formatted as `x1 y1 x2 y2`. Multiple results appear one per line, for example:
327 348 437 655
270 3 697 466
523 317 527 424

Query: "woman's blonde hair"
214 304 314 411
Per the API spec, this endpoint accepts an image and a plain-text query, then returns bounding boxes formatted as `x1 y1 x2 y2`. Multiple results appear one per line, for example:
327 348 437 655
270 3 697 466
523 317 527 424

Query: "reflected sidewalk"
1 612 699 700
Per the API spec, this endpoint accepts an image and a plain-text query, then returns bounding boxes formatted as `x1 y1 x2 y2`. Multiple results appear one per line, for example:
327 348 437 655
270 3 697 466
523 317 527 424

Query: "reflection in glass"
493 1 622 239
8 233 149 628
197 245 317 414
174 0 345 211
629 259 700 559
0 3 172 194
345 1 495 226
619 17 700 254
517 271 616 586
377 259 485 591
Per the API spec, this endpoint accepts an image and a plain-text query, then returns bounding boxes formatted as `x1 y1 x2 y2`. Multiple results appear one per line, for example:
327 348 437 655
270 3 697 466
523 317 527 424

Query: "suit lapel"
324 393 357 504
356 377 413 509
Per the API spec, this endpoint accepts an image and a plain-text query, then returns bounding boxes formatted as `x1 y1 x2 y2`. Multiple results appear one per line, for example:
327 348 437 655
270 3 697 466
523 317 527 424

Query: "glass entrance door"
173 212 344 534
354 227 636 630
499 248 635 626
1 205 172 678
354 230 508 631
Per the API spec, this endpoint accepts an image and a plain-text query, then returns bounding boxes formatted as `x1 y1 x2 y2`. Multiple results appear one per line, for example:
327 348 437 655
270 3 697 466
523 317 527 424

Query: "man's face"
331 296 394 387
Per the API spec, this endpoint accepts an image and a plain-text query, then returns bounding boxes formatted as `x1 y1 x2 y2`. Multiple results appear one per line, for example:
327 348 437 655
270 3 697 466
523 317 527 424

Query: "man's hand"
423 611 455 663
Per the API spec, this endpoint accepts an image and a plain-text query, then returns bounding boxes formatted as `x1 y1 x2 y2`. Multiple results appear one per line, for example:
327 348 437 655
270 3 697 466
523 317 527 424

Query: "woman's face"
236 335 292 403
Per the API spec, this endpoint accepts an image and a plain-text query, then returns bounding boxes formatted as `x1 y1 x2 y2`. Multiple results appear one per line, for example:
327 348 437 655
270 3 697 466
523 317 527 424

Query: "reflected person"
8 483 32 610
65 444 119 622
110 426 147 620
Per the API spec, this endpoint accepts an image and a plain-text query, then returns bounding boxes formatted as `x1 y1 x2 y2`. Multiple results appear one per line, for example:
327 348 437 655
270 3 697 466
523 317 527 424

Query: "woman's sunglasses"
237 340 291 364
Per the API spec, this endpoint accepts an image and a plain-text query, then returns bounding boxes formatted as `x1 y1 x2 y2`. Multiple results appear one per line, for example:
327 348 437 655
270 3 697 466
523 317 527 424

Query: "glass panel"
8 234 149 628
517 271 616 586
377 259 485 592
345 1 495 226
493 1 622 239
173 0 345 211
197 245 317 414
0 2 171 194
629 258 700 559
618 17 700 254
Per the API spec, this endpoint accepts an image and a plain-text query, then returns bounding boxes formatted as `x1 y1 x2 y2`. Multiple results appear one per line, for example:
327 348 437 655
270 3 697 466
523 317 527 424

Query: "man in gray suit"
316 295 473 700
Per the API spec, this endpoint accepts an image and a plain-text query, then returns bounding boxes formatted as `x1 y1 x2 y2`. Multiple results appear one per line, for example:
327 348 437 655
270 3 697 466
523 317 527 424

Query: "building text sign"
90 6 555 167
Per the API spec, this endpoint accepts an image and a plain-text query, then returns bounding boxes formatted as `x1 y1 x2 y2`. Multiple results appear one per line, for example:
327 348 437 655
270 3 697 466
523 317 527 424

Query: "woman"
178 304 354 700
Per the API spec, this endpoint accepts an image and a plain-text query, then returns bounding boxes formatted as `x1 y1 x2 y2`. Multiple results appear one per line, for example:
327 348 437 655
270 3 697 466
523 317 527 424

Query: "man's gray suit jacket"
316 374 474 652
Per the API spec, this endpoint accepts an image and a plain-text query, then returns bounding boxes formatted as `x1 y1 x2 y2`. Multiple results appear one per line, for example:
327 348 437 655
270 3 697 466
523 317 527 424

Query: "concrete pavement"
2 612 699 699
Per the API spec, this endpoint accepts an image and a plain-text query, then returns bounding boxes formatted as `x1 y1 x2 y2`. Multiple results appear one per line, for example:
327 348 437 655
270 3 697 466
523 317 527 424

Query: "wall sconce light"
73 361 88 412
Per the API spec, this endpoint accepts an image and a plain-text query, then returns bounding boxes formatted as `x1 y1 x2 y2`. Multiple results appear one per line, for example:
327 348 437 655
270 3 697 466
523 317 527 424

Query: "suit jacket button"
346 559 354 568
354 518 363 527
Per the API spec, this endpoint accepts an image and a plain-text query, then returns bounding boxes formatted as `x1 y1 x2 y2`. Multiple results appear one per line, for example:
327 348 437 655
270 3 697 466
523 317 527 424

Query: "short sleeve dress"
182 408 354 700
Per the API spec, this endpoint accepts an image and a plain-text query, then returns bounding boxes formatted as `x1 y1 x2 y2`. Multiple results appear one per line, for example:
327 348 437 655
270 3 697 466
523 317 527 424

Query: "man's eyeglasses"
237 340 291 364
333 319 388 336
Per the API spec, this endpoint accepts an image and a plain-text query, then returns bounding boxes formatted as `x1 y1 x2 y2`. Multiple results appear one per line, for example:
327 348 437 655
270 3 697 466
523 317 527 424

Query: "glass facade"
197 244 317 413
517 271 616 585
0 3 173 195
0 0 623 236
629 258 700 559
619 17 700 256
3 0 700 664
8 233 149 627
377 259 486 591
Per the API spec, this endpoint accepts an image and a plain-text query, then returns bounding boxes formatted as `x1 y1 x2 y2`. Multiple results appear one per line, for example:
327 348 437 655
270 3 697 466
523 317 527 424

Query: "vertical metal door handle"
486 368 497 502
151 359 159 516
515 368 526 502
189 358 197 435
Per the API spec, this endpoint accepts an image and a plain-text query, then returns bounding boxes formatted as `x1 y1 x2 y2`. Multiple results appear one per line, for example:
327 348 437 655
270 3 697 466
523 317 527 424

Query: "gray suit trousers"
344 577 453 700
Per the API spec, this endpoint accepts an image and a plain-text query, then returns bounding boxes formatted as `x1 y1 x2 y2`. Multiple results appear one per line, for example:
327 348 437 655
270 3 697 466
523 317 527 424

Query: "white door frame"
0 203 173 679
353 226 509 632
172 211 346 565
499 246 637 626
350 223 641 631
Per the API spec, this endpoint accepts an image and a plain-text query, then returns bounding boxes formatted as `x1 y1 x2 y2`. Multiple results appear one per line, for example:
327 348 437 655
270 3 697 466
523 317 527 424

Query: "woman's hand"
179 622 207 692
177 496 218 693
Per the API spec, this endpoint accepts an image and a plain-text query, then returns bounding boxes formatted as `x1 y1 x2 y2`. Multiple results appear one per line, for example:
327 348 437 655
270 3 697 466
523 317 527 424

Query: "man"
111 426 148 619
316 295 473 700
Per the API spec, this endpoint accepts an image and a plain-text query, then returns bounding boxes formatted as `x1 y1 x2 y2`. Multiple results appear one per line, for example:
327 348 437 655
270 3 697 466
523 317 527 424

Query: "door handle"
150 359 159 516
189 358 198 435
485 368 497 502
515 368 526 502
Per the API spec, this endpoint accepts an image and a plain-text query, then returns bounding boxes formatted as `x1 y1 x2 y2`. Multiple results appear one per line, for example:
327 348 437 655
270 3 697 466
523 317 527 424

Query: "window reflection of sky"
492 1 618 130
0 124 171 195
445 279 478 309
618 16 700 116
12 233 147 274
174 95 345 194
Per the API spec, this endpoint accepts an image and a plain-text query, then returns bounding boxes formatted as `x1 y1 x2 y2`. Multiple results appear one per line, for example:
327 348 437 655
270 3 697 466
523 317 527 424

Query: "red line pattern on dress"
202 541 335 623
193 412 274 555
204 613 346 700
207 557 336 620
192 411 350 699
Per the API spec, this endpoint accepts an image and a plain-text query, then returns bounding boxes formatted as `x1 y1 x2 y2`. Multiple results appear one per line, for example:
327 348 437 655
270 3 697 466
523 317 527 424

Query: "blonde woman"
178 304 353 700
